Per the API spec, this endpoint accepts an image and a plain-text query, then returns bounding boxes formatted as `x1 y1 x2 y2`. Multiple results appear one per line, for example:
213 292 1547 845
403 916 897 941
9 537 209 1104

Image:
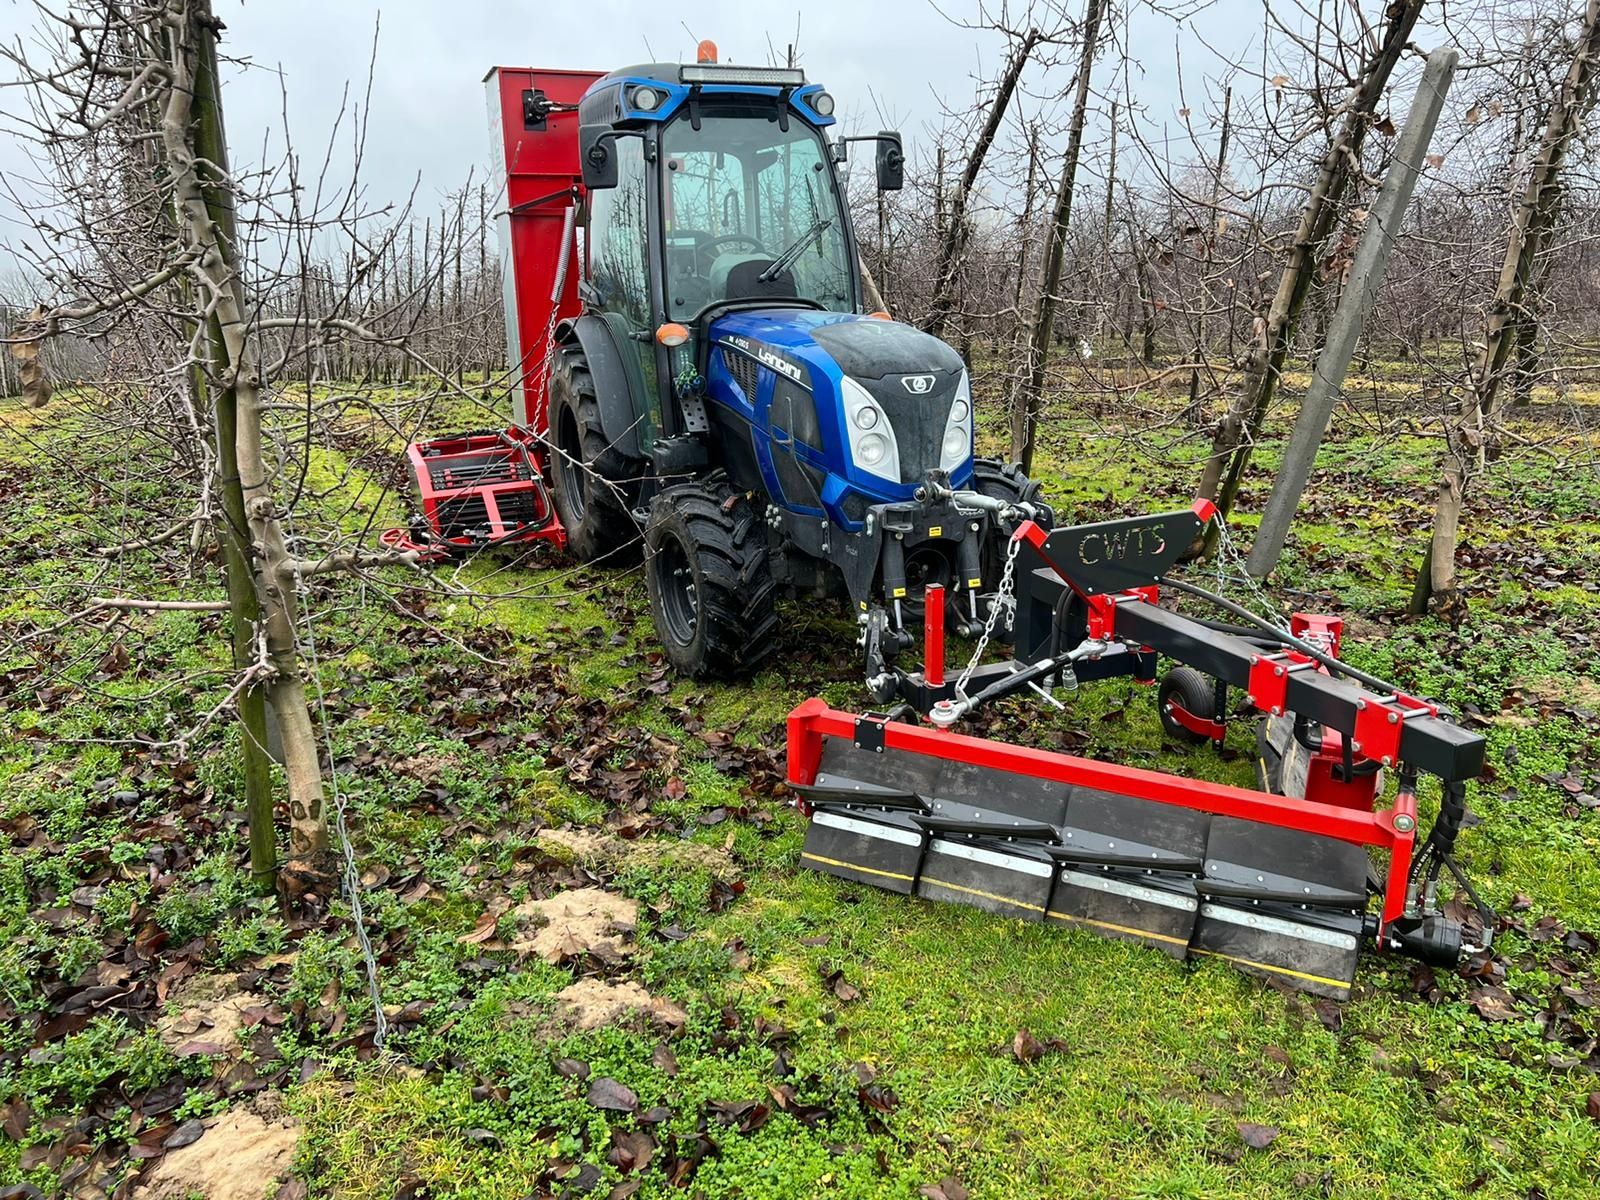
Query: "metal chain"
284 540 389 1050
953 532 1023 699
1208 514 1291 632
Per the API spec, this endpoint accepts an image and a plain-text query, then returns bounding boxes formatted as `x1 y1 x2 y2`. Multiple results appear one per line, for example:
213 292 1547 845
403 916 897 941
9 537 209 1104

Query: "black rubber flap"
1203 816 1369 905
817 738 941 797
817 737 1067 827
1046 868 1199 959
801 806 923 896
1193 816 1368 998
1055 788 1210 871
915 835 1055 919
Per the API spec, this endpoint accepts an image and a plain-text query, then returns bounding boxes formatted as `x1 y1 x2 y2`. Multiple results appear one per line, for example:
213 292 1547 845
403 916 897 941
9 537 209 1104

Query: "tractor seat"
710 252 798 304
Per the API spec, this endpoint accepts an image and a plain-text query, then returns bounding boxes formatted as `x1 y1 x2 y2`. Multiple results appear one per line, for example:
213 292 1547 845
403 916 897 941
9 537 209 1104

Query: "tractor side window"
586 133 658 441
589 136 651 322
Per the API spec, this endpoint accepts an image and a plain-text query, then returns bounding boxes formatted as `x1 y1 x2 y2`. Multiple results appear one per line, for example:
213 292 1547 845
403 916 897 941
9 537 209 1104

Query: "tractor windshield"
661 111 854 315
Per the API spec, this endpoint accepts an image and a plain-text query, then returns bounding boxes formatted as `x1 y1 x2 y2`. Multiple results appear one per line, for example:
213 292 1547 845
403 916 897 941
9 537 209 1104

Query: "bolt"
1271 705 1283 716
1356 699 1366 710
1393 813 1416 833
1351 740 1362 753
1382 755 1394 767
1387 712 1399 724
1274 665 1284 677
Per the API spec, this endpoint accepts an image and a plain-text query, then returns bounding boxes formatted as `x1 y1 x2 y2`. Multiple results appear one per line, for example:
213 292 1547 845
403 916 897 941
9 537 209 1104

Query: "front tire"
547 345 643 563
645 486 778 679
971 457 1052 597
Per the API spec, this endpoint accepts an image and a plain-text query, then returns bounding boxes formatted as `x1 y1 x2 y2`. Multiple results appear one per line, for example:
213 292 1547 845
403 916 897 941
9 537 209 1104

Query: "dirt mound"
511 886 638 964
156 973 259 1057
553 978 687 1032
535 827 732 872
133 1099 298 1200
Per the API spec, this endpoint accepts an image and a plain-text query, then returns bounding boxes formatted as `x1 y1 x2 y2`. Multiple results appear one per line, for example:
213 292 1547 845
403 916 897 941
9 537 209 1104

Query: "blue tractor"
541 56 1049 684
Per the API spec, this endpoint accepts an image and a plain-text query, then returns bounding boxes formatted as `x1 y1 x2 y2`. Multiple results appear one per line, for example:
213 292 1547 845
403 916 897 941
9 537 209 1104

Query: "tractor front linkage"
789 500 1493 998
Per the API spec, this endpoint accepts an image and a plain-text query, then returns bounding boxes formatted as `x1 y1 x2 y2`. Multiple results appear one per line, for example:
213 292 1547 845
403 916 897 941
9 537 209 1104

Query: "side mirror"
580 123 618 190
875 131 904 191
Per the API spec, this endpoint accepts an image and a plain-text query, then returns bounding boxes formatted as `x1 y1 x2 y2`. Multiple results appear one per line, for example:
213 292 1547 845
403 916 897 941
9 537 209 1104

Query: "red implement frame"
788 700 1417 935
385 68 601 558
382 429 564 560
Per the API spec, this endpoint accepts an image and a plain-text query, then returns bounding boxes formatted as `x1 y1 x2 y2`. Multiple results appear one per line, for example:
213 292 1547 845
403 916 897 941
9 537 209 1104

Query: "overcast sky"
0 1 1297 260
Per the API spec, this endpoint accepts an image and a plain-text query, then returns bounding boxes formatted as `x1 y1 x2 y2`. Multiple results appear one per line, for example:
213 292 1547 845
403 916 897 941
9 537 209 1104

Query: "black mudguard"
556 316 643 459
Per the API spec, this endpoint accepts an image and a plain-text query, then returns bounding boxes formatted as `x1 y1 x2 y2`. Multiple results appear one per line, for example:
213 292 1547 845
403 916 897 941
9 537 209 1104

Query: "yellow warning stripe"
807 852 1351 992
1190 947 1350 991
1046 910 1188 948
801 852 914 883
918 876 1045 913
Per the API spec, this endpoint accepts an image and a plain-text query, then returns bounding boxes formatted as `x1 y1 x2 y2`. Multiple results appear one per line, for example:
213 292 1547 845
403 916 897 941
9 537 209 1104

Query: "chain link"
953 531 1022 699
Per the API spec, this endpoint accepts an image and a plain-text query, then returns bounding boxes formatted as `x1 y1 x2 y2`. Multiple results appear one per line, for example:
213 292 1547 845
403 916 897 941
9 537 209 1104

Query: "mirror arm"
586 128 644 170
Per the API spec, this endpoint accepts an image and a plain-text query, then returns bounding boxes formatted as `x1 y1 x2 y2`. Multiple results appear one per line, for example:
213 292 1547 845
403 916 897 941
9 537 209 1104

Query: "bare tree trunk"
1012 0 1106 474
1004 124 1043 433
167 1 332 876
1510 182 1564 408
924 28 1042 339
1124 212 1157 365
1418 0 1600 617
1198 0 1425 546
1187 86 1231 427
189 23 276 889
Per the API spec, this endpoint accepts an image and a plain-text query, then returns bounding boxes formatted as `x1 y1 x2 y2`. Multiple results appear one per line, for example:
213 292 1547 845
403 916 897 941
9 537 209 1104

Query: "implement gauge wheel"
645 485 778 679
548 345 643 563
1159 666 1217 746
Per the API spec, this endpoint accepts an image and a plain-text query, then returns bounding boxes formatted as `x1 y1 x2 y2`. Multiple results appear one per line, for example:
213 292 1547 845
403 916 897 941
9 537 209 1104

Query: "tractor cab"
396 56 1040 684
561 60 919 525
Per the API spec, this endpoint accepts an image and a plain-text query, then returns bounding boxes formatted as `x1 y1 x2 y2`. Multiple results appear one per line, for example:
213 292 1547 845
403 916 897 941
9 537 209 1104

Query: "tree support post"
1246 49 1459 579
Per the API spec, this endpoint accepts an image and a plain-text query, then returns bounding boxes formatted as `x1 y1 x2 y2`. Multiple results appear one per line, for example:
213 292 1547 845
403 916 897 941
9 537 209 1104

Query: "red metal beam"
923 584 945 687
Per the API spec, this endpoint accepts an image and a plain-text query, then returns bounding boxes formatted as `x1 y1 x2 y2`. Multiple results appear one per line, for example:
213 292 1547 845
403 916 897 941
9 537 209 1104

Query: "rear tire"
548 345 642 563
1159 666 1216 746
645 486 778 679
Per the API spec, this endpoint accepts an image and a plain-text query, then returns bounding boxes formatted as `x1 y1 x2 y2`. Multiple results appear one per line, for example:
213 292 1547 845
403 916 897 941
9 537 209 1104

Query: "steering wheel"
701 233 764 257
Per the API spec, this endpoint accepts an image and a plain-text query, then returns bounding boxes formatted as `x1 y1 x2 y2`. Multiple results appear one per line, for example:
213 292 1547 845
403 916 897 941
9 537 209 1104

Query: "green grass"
3 374 1599 1199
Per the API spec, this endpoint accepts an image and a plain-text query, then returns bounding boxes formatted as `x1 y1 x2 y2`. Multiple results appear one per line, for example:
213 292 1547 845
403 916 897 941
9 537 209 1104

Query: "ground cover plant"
3 363 1599 1200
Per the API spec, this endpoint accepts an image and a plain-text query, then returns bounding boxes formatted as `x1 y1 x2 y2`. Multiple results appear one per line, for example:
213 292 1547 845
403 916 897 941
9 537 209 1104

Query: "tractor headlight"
632 86 662 112
840 376 901 483
812 91 836 117
940 371 974 472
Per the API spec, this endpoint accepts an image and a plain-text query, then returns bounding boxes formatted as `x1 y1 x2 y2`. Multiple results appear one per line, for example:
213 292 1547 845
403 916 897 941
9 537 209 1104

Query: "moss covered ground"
2 370 1599 1199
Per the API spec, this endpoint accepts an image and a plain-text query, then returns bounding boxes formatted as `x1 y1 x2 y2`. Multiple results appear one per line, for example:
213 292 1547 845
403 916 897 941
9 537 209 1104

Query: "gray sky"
0 0 1276 268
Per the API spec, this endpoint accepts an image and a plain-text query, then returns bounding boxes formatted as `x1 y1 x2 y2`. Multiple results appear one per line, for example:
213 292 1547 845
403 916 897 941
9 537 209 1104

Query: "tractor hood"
706 308 973 504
